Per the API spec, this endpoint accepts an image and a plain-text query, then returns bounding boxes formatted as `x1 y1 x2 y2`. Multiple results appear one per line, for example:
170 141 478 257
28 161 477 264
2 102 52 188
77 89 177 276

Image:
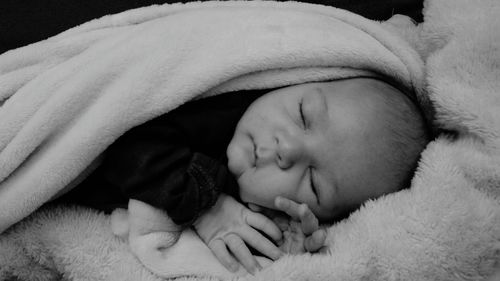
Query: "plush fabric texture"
0 0 499 281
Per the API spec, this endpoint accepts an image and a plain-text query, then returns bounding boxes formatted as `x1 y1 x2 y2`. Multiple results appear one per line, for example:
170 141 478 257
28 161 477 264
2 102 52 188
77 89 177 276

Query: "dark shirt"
57 90 266 225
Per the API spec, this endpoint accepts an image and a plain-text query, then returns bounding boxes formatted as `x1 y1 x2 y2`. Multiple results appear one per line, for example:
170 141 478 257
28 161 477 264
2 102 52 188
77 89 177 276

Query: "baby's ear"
110 208 130 239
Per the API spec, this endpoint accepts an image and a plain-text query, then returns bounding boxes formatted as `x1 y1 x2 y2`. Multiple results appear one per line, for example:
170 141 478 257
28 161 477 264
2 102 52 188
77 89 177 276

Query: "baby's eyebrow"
311 87 329 124
315 86 329 110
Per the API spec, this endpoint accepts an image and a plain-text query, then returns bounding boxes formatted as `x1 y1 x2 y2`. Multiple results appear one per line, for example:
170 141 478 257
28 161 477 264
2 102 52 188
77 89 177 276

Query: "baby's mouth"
250 135 257 167
253 141 257 167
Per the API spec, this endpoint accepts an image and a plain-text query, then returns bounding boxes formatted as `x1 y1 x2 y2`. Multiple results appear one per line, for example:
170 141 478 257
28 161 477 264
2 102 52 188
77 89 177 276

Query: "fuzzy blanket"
1 0 499 280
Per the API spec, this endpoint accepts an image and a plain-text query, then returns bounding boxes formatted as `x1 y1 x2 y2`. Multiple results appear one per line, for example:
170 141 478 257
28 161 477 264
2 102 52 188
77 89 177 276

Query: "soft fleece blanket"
0 0 499 281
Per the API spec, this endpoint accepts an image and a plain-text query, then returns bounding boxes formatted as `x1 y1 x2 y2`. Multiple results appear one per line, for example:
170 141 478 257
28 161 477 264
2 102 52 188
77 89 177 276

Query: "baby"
210 78 429 272
58 77 429 274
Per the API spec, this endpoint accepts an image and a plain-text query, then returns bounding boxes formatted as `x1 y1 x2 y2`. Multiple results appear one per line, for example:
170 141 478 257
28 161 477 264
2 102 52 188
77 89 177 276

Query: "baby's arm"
193 194 283 275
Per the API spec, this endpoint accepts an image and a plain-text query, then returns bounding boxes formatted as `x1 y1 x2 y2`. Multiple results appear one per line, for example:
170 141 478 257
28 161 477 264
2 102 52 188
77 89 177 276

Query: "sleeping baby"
57 77 430 274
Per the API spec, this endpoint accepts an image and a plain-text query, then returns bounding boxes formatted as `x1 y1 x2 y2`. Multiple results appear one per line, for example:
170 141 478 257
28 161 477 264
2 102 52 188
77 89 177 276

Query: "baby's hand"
193 194 283 275
273 197 326 254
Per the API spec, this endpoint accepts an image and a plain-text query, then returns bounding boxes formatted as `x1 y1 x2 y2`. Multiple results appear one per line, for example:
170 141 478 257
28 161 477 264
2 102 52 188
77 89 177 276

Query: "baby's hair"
365 78 431 193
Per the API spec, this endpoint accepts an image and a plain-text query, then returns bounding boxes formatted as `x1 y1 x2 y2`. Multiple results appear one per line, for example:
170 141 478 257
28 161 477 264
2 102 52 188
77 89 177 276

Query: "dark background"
0 0 423 54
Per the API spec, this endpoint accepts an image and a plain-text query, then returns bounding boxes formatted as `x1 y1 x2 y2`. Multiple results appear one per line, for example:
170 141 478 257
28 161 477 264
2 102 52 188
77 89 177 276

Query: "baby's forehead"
319 78 410 120
315 78 410 160
324 78 403 99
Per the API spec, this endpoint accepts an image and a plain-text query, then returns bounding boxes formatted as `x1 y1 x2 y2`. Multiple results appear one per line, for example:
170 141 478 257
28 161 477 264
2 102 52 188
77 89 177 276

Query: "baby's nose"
276 131 304 169
255 146 275 166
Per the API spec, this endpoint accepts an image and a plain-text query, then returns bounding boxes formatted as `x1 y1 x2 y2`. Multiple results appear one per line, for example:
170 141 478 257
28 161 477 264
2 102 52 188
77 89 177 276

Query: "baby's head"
227 78 429 221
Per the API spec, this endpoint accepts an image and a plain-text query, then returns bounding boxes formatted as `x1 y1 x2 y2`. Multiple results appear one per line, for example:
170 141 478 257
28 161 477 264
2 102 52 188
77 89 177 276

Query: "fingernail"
275 197 281 206
314 230 326 242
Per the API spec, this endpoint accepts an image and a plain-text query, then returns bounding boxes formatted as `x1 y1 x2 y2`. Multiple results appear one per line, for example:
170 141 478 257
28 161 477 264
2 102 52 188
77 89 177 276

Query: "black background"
0 0 423 54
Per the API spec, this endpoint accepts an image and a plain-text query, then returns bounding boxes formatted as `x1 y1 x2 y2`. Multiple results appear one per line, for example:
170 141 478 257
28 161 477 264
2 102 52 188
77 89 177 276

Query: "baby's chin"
226 144 244 178
226 139 255 178
238 187 278 213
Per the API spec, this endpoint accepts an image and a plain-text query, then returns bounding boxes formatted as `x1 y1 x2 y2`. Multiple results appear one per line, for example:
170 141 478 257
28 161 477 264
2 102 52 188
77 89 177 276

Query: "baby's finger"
225 233 261 275
208 238 239 272
274 197 302 220
247 203 263 212
246 212 282 242
248 203 282 220
273 216 290 232
275 197 318 235
304 229 327 253
298 205 319 236
240 227 282 261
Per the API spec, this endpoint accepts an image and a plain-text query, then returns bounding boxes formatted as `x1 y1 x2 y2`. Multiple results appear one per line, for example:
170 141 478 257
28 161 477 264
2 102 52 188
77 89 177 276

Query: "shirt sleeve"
99 117 238 226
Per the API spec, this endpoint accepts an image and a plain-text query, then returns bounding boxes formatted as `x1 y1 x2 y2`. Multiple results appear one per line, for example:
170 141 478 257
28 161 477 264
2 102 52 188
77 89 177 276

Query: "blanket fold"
1 0 499 280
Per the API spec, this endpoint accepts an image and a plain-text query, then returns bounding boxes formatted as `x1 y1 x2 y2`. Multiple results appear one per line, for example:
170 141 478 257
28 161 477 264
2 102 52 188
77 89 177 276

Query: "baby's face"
227 78 402 221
